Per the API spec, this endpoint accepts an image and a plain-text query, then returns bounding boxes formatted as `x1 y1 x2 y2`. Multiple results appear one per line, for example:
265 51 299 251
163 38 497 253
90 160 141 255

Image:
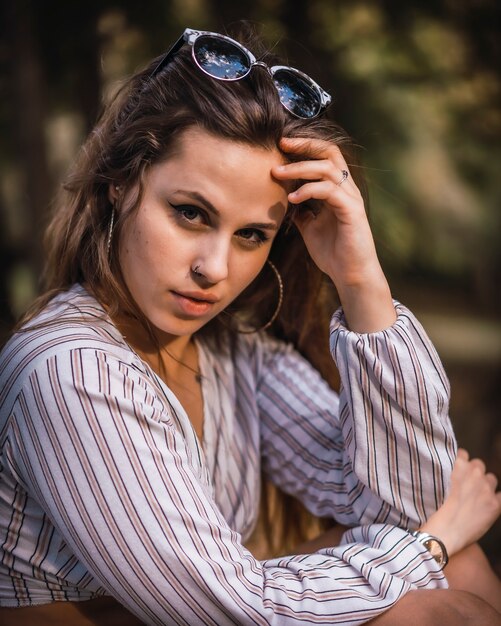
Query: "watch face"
423 537 446 566
410 530 449 568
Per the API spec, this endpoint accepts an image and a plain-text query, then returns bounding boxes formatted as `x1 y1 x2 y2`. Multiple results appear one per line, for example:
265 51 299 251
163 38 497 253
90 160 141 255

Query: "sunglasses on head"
150 28 332 120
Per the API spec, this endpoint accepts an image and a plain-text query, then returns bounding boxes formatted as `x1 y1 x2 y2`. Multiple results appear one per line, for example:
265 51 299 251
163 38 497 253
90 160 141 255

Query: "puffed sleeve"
4 343 448 625
256 302 456 528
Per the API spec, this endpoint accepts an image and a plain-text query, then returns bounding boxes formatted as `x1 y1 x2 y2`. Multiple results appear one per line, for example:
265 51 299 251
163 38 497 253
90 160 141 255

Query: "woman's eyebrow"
246 222 279 231
174 189 220 216
173 189 280 231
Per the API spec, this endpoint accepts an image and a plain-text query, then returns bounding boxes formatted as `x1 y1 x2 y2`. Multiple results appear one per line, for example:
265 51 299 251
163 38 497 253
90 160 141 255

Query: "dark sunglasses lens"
193 35 250 80
273 69 320 119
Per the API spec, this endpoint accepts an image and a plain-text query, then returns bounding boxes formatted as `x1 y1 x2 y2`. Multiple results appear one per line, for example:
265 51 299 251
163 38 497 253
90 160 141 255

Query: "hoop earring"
238 260 284 334
106 208 116 257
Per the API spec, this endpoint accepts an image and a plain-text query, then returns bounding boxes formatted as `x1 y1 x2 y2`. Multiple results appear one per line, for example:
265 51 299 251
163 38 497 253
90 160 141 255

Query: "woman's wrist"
335 271 397 333
419 518 461 558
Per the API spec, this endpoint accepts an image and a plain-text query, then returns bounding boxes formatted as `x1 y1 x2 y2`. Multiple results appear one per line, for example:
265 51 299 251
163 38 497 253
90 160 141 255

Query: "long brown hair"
19 25 367 556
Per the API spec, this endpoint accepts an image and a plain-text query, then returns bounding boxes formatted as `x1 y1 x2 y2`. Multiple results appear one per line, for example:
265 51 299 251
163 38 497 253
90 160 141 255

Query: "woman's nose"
193 237 230 284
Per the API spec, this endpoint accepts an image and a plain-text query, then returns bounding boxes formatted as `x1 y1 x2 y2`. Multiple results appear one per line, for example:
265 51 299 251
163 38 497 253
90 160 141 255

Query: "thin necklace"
162 345 202 384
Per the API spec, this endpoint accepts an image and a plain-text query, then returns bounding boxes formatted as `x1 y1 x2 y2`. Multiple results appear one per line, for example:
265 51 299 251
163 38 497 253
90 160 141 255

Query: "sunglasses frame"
149 28 332 119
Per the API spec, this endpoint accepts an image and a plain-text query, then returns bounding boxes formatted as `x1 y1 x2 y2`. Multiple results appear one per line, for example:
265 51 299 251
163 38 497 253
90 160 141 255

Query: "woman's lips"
170 291 218 317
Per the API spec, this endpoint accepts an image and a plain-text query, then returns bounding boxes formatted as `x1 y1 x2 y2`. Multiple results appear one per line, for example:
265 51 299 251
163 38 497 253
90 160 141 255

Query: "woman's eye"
172 204 204 223
237 229 269 246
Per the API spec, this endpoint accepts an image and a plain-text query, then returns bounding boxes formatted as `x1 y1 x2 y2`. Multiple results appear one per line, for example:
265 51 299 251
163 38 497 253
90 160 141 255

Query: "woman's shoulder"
0 284 135 407
4 284 126 351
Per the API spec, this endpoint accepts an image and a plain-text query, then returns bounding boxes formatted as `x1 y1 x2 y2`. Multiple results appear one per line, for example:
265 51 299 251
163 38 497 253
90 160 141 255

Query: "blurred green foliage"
1 0 500 318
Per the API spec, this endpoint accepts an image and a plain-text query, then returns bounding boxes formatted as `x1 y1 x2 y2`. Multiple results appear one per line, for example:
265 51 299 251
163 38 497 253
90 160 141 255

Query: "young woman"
0 26 500 625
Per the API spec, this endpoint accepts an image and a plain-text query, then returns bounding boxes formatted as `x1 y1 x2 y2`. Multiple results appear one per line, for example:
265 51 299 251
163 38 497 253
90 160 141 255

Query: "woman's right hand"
272 137 397 333
420 448 501 557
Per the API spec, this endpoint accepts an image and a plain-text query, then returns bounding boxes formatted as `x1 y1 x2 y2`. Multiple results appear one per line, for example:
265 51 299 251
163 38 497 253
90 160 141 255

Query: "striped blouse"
0 284 456 624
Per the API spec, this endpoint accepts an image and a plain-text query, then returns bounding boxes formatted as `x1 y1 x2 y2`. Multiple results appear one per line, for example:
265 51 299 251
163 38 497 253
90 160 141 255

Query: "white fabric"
0 284 456 624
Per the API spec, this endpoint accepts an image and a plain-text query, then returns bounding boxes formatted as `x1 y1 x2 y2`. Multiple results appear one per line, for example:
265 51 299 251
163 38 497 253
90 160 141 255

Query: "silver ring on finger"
337 169 349 186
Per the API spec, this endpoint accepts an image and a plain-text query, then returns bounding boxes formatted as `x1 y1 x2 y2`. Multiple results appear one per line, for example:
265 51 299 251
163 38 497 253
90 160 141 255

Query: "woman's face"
118 127 289 339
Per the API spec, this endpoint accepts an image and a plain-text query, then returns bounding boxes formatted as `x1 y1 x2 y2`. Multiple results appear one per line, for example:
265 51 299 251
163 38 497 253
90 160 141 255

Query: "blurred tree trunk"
204 0 255 31
278 0 350 125
3 0 51 283
51 2 102 131
279 0 330 75
73 14 102 132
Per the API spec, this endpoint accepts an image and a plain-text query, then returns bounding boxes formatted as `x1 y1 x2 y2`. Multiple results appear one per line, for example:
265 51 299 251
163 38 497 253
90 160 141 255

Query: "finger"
273 160 339 183
457 448 470 461
280 137 347 169
485 472 498 490
470 458 487 474
288 180 341 205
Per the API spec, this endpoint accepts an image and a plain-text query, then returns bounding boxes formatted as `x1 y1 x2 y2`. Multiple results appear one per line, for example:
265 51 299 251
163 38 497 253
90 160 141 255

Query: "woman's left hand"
272 137 396 333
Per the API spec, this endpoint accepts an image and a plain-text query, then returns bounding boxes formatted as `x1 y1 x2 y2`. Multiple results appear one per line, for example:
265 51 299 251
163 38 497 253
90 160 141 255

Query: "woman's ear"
108 184 121 204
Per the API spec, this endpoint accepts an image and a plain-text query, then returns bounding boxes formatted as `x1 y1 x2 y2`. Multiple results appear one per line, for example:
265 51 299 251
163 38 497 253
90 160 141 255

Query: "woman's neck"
113 311 194 368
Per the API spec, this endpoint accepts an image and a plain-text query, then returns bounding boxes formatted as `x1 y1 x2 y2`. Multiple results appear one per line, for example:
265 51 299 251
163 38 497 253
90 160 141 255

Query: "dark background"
1 0 500 571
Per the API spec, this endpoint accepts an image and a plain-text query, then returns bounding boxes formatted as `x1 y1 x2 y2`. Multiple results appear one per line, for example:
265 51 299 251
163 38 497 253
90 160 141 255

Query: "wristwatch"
409 530 449 568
